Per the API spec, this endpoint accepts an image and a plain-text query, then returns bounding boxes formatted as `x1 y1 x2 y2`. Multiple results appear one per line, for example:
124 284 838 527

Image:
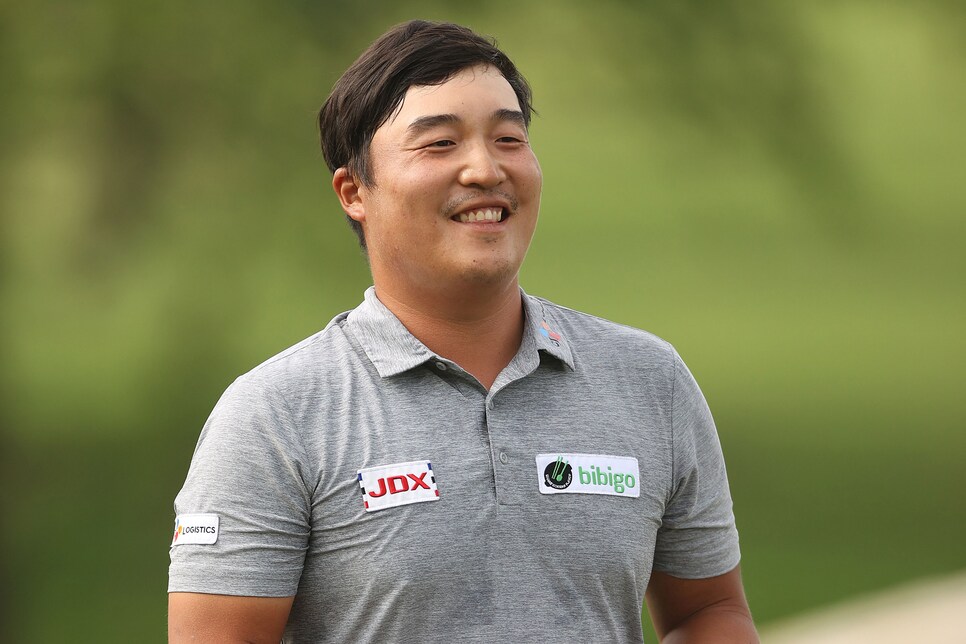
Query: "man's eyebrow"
404 114 460 140
404 109 528 141
492 108 527 128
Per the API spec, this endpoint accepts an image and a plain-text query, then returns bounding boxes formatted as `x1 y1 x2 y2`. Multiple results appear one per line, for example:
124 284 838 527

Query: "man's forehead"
407 63 503 93
386 64 519 127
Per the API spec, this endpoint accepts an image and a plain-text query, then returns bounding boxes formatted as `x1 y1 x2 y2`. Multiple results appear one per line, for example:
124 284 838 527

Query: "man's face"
353 64 542 298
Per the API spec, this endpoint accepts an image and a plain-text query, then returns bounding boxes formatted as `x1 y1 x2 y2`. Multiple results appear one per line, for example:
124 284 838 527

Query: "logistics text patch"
536 453 640 498
171 513 219 545
358 460 439 512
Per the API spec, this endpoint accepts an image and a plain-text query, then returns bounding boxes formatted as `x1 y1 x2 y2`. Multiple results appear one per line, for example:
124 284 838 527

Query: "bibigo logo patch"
536 453 640 498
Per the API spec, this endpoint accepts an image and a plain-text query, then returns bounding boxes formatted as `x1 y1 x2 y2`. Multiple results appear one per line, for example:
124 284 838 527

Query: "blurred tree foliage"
1 0 965 640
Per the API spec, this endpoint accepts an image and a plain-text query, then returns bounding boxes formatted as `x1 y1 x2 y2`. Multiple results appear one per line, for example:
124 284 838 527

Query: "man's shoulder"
230 309 356 393
529 294 676 358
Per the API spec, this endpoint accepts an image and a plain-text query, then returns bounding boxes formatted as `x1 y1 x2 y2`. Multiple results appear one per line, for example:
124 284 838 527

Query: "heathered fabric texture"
169 288 740 643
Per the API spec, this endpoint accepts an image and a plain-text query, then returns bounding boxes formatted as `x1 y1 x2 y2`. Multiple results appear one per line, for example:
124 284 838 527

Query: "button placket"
486 394 520 506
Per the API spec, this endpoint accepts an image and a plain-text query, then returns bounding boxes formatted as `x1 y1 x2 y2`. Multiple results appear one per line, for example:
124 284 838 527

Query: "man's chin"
453 257 522 288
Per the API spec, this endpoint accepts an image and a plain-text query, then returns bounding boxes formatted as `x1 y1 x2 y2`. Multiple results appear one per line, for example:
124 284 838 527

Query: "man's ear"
333 167 366 224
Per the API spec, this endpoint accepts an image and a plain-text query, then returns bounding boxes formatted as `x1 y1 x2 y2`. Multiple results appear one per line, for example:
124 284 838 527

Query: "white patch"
536 453 640 498
171 513 219 545
358 460 439 512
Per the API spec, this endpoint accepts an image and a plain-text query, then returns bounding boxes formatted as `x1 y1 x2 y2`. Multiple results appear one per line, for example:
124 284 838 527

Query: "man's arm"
645 566 758 643
168 592 294 644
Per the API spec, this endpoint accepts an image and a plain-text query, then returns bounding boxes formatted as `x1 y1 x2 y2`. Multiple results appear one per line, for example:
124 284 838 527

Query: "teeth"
457 208 504 223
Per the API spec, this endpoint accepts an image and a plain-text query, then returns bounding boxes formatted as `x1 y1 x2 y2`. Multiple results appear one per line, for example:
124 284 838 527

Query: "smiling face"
337 64 543 304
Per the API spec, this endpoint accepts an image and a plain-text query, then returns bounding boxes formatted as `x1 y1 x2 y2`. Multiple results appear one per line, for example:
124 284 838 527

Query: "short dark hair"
318 20 535 249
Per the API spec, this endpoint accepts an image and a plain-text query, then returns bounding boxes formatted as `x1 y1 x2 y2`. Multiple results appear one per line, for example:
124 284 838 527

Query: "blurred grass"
2 0 964 640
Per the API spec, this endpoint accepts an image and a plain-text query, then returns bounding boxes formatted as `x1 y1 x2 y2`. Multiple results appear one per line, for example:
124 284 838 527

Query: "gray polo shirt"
169 287 740 643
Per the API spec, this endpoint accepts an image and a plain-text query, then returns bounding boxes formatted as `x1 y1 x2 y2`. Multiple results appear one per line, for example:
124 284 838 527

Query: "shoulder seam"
247 371 316 510
531 296 674 348
668 346 680 505
241 311 352 378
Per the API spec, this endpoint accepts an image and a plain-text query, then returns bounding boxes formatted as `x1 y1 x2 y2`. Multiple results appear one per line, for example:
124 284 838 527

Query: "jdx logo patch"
357 460 439 512
535 453 640 498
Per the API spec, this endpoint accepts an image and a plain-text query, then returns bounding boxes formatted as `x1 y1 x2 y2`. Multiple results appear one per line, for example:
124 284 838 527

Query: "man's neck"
372 279 525 391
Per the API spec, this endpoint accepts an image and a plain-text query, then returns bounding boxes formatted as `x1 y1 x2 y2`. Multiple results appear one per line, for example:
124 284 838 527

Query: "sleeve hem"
168 564 301 597
652 549 742 581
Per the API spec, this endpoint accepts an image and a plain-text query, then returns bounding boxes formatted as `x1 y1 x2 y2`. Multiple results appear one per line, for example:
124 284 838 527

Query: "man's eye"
428 140 455 148
497 136 524 143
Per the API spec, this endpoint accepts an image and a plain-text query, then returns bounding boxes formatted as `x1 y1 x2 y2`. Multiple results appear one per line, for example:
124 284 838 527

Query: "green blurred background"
2 0 964 641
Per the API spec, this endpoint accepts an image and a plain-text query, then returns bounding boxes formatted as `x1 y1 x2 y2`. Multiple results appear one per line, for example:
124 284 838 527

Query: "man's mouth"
453 207 506 223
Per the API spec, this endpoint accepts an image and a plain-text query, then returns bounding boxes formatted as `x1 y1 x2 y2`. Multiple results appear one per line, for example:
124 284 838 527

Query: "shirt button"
435 362 447 371
499 452 509 465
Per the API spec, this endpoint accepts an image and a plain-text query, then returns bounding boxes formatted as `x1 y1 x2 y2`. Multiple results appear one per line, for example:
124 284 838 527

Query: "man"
168 20 757 643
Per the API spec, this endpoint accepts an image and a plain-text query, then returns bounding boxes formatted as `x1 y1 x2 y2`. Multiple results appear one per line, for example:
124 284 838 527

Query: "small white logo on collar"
536 453 640 498
358 460 439 512
171 513 219 545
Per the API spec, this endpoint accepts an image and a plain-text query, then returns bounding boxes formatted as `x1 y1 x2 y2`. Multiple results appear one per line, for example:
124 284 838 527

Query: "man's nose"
458 143 507 189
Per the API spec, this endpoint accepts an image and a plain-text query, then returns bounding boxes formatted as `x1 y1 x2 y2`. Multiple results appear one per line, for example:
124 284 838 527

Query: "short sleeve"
652 351 741 578
168 374 311 597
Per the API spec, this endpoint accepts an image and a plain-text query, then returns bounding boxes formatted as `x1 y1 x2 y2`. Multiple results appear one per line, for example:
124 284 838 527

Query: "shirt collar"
521 289 575 371
347 286 575 379
347 287 435 378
